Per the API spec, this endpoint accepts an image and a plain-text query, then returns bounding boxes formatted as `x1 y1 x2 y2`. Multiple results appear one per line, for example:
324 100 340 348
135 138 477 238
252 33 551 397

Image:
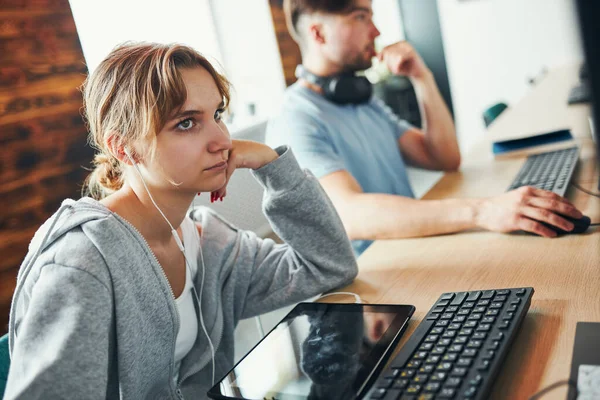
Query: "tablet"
208 302 415 400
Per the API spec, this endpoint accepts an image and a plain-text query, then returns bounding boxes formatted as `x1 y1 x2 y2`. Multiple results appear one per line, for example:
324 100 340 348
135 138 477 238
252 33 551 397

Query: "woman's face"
143 66 232 194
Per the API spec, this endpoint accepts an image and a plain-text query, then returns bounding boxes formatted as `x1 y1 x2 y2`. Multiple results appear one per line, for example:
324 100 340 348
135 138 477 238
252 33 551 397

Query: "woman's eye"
177 118 194 130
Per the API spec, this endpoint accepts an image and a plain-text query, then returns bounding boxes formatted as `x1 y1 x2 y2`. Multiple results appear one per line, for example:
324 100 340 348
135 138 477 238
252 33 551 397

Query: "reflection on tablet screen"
211 303 413 400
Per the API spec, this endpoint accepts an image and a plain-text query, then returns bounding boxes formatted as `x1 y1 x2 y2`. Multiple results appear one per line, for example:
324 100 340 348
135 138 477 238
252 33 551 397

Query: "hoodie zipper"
177 295 225 388
119 217 181 396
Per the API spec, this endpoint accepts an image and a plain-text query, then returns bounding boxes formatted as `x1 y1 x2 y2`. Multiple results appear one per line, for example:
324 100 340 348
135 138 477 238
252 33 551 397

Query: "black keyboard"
367 287 534 400
507 146 579 196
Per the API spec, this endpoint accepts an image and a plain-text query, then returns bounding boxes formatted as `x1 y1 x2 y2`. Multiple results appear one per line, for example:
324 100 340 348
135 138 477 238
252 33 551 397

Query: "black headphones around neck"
295 65 373 105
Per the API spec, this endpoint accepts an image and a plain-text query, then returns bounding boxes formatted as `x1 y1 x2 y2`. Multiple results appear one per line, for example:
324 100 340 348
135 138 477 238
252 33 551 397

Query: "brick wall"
0 0 92 334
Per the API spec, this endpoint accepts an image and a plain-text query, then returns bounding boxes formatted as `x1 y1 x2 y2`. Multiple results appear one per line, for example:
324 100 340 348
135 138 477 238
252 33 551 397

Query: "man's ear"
308 21 326 45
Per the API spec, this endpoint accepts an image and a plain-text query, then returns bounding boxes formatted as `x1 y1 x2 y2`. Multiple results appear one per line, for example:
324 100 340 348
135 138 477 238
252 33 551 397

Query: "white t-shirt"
173 217 199 382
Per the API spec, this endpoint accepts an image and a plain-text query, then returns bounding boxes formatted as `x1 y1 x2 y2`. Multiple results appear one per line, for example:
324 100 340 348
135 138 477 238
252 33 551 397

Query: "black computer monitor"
575 0 600 190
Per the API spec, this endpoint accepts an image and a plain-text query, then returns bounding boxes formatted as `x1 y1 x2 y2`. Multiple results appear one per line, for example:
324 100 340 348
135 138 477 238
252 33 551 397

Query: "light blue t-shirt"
266 83 415 256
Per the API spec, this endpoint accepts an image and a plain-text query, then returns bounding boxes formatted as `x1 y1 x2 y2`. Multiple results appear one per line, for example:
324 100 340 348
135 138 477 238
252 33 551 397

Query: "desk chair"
0 333 9 397
483 102 508 127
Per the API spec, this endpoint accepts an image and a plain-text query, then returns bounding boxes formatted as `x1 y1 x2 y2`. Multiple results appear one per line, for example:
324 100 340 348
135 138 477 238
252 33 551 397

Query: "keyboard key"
462 348 477 357
433 306 445 313
438 338 452 346
490 302 503 309
449 323 462 330
437 300 450 306
510 298 521 305
481 290 495 299
425 355 441 364
440 293 455 301
413 374 428 383
462 301 475 308
426 313 439 321
369 388 388 399
419 343 433 351
464 386 478 398
446 306 459 312
497 289 509 295
469 374 483 386
406 360 422 369
482 350 495 359
473 306 486 313
516 288 526 296
492 332 505 341
466 291 481 301
453 336 468 344
438 388 456 398
450 292 467 306
424 382 441 392
435 320 450 327
382 389 402 400
495 295 507 302
452 316 466 323
457 358 472 367
445 377 462 387
467 313 483 321
406 384 421 394
383 368 401 379
477 360 491 370
401 370 416 378
437 362 453 371
394 378 409 389
442 353 458 362
498 321 510 329
482 316 495 324
430 372 447 382
419 365 435 374
451 367 468 377
476 324 491 332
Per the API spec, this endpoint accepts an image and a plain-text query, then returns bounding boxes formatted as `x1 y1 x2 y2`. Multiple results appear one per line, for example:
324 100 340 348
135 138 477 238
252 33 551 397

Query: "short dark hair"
283 0 356 42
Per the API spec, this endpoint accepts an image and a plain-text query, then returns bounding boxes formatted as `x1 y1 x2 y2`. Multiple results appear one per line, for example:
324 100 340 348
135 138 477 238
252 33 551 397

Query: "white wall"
437 0 584 153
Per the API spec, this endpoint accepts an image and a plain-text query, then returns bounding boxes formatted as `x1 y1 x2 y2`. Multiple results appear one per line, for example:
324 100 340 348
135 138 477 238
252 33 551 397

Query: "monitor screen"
575 0 600 190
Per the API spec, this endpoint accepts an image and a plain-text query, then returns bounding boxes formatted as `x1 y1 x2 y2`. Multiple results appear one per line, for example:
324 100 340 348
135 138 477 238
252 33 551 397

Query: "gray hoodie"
5 146 358 399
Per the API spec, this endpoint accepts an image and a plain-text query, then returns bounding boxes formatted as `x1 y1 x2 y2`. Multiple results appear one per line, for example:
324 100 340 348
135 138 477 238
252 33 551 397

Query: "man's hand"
210 139 278 202
475 186 584 237
377 41 429 79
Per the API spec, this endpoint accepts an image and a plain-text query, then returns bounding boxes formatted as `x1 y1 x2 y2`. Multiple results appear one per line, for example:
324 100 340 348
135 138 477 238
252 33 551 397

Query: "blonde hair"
81 42 231 200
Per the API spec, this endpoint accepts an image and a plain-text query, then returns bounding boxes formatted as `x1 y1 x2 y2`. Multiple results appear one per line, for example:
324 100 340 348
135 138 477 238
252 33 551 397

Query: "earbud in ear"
123 147 135 164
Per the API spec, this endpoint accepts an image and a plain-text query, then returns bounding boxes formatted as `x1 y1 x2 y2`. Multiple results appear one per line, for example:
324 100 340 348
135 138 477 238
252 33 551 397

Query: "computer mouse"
543 215 591 235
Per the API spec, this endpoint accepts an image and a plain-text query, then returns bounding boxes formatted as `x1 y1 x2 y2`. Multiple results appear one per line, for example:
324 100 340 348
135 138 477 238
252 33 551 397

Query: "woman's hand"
210 139 278 202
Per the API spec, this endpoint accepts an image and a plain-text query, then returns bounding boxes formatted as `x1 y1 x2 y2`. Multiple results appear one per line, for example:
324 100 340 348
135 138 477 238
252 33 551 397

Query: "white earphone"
123 147 216 386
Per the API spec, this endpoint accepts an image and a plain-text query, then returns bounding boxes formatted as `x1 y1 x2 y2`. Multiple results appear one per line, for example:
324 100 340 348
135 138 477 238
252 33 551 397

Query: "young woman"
5 42 358 399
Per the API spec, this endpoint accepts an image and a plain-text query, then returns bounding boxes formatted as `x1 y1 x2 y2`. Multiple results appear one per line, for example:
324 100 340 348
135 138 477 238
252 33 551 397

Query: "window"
69 0 285 134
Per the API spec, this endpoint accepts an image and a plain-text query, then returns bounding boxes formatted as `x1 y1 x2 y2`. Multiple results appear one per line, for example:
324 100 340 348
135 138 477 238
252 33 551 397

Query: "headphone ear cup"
328 75 373 105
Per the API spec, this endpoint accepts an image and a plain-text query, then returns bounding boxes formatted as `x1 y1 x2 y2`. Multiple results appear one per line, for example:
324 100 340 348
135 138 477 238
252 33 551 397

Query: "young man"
266 0 584 255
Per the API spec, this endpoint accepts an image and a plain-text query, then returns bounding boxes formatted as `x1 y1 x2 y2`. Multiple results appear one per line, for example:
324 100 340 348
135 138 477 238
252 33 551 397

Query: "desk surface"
337 65 600 399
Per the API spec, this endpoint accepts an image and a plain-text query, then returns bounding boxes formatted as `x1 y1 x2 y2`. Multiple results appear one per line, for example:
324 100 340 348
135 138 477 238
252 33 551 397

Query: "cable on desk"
571 181 600 198
315 292 363 304
527 379 577 400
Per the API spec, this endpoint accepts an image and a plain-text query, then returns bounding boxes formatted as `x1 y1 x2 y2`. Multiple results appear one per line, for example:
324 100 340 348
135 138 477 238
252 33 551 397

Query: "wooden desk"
338 65 600 399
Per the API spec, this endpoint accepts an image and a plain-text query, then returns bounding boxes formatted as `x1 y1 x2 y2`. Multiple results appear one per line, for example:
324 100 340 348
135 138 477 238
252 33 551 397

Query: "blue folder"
492 129 573 154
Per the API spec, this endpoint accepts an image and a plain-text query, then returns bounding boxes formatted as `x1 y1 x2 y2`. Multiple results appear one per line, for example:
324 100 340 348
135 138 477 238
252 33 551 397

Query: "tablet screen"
208 303 414 400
